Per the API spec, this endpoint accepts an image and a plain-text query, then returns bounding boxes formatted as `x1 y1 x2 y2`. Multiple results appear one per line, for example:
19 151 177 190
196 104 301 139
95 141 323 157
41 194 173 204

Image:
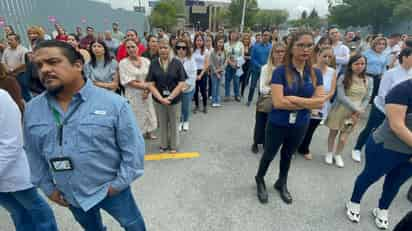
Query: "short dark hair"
399 47 412 64
389 33 401 39
7 33 20 42
86 26 94 31
261 29 270 34
126 29 138 36
34 40 84 64
68 33 80 42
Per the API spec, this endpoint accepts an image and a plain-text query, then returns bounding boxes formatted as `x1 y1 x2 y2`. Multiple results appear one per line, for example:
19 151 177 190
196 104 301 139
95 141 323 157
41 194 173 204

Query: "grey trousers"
155 102 181 150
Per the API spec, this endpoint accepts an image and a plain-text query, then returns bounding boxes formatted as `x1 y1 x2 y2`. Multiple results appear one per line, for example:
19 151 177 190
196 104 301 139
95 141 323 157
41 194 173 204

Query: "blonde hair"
27 25 45 39
371 37 387 51
265 42 286 77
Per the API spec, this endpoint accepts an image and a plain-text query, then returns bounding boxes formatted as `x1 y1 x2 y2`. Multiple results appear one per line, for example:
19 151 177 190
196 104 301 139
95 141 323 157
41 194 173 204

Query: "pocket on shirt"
27 122 55 154
78 115 115 152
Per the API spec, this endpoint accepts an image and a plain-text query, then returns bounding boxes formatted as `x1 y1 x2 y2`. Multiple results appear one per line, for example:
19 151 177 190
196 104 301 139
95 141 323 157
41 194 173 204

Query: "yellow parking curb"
144 152 200 161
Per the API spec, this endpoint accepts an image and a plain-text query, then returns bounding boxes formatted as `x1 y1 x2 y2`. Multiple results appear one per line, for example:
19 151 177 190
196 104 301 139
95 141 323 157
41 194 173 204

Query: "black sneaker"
235 96 241 102
255 176 268 204
408 185 412 203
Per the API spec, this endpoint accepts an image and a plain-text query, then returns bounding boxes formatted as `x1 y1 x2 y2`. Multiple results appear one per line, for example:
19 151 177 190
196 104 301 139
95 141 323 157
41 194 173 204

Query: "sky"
95 0 329 18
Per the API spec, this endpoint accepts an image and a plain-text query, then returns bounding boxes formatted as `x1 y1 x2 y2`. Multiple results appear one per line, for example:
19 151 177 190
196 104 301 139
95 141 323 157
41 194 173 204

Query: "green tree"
226 0 258 29
255 9 289 29
328 0 412 32
150 1 177 31
309 8 319 19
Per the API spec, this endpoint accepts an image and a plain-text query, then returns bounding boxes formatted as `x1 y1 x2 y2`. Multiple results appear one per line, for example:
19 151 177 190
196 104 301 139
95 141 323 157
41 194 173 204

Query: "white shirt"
259 64 275 95
321 67 336 117
1 45 28 71
192 48 209 70
332 41 350 74
0 90 32 192
374 65 412 113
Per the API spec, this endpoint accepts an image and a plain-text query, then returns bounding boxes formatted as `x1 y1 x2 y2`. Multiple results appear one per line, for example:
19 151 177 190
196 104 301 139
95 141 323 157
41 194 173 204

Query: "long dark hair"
283 31 317 88
342 54 367 90
193 34 205 55
89 40 112 68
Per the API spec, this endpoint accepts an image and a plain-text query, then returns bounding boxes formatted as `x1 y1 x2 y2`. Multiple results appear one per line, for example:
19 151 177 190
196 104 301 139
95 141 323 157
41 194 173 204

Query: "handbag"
256 94 273 113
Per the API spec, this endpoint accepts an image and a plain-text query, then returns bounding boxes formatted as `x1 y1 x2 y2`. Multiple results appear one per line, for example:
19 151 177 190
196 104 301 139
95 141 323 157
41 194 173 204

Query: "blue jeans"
69 187 146 231
211 73 222 104
354 104 386 151
225 66 240 97
181 89 195 122
248 68 261 103
351 137 412 209
0 187 58 231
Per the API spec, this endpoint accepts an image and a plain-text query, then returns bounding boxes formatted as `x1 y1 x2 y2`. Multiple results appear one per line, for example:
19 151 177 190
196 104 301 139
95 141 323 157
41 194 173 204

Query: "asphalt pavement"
1 98 411 231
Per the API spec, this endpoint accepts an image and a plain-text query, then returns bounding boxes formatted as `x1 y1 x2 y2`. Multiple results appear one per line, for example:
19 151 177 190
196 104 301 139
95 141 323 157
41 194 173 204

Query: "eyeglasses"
176 46 187 50
294 43 314 49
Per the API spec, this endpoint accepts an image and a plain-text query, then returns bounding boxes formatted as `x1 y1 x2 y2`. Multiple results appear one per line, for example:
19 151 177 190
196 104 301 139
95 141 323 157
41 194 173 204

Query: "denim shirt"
23 80 145 211
251 42 272 70
363 49 387 75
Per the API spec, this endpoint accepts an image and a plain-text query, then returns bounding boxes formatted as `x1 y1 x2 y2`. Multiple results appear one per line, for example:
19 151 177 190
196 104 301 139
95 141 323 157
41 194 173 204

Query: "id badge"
49 157 74 172
289 112 297 124
163 90 171 96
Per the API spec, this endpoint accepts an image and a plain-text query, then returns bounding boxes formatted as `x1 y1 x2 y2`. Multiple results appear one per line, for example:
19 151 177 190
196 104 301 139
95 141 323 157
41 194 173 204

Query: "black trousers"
369 74 381 104
194 70 208 108
253 111 268 145
394 211 412 231
257 123 308 182
298 118 322 154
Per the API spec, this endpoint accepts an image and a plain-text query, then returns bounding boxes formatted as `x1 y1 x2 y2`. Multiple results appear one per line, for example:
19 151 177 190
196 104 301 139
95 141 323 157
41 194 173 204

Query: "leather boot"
408 185 412 203
255 176 268 204
274 179 293 204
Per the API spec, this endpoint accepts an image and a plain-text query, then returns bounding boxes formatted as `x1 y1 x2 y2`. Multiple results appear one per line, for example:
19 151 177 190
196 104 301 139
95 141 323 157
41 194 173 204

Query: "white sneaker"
372 208 389 230
346 201 360 223
352 150 361 163
178 123 183 132
334 155 345 168
211 103 217 107
215 103 222 107
325 152 333 165
183 122 189 131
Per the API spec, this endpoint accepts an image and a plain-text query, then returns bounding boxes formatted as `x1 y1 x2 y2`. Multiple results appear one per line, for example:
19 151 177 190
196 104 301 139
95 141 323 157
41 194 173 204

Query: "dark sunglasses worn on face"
176 46 187 50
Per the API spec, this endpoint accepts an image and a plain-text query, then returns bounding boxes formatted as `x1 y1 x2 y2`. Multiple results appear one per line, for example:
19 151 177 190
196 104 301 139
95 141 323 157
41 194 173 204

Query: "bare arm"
325 71 337 101
168 81 185 100
386 104 412 147
286 86 325 109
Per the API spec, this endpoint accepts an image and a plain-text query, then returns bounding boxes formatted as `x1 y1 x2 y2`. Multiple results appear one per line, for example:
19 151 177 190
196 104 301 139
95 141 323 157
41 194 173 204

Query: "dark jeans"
69 187 146 231
298 118 322 154
370 75 381 104
0 187 58 231
208 73 212 98
248 68 261 104
256 123 308 182
253 111 268 145
350 137 412 209
240 65 251 97
194 70 208 108
354 104 385 151
394 211 412 231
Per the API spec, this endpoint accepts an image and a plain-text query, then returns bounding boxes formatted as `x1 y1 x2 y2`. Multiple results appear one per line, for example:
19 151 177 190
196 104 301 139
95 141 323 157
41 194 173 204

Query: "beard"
47 85 64 96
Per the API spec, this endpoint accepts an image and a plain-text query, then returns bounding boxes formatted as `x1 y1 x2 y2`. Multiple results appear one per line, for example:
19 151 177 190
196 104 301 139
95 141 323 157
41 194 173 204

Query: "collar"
46 78 92 103
290 63 311 75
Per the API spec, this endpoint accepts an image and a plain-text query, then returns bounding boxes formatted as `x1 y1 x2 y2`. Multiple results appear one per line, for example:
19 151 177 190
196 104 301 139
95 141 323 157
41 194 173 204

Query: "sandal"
372 208 389 229
346 202 360 223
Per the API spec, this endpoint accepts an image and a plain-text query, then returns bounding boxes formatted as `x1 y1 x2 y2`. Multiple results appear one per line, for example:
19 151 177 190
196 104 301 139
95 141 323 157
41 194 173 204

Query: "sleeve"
118 61 134 86
385 80 412 106
23 109 56 196
185 59 197 88
21 48 28 65
145 61 155 82
176 60 187 82
259 66 271 95
250 45 259 68
336 76 359 112
376 71 393 101
1 50 6 64
83 63 92 80
359 77 373 110
110 102 145 191
335 45 350 65
271 67 286 85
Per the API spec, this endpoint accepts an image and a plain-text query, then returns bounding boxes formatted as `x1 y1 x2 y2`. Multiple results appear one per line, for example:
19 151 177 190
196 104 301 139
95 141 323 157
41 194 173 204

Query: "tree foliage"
150 1 177 31
289 8 322 28
301 10 308 19
255 9 289 29
328 0 412 32
226 0 258 29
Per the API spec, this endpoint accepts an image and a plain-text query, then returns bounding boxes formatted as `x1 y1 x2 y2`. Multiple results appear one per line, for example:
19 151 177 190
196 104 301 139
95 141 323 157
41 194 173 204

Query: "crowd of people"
1 20 412 230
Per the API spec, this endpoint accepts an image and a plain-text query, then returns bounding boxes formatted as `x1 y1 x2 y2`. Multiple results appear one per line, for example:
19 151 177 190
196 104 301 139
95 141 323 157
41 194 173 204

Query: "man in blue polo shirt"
248 29 272 106
24 40 146 231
